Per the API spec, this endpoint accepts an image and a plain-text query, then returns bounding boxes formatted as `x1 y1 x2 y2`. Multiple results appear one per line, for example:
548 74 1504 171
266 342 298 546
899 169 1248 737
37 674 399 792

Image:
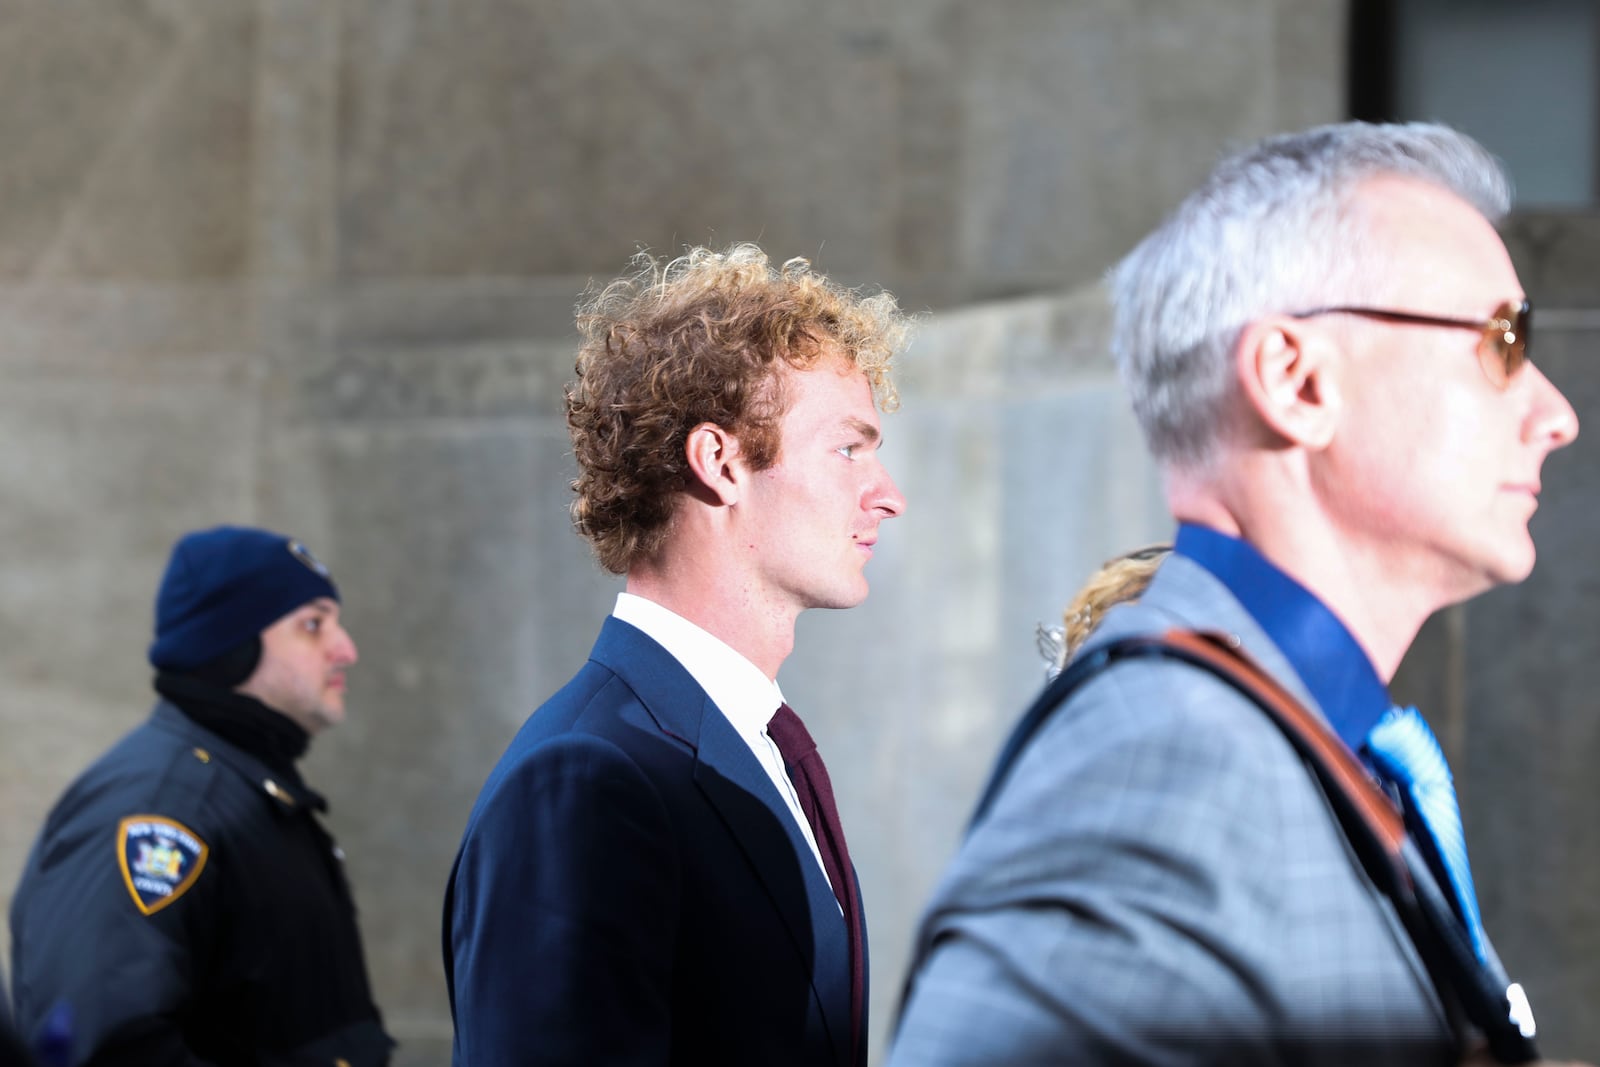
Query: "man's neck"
1169 473 1451 682
155 673 311 774
624 566 796 680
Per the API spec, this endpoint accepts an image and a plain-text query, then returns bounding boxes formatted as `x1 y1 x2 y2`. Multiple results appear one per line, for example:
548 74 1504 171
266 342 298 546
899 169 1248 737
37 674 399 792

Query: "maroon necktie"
766 703 864 1065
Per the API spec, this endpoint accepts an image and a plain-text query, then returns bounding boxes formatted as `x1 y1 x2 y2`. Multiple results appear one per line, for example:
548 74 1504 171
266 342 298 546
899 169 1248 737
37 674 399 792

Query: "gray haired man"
892 122 1584 1066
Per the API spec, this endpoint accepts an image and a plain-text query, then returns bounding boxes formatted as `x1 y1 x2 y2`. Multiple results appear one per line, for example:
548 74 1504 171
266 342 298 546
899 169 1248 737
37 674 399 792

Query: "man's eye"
303 617 323 633
837 445 855 459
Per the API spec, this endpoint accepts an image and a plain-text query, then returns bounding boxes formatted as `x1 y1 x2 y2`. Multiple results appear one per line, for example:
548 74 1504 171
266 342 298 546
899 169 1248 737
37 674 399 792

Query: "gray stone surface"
252 0 341 280
956 0 1280 298
1272 0 1349 132
266 337 579 423
0 2 254 281
0 283 253 369
335 0 896 281
1504 213 1600 309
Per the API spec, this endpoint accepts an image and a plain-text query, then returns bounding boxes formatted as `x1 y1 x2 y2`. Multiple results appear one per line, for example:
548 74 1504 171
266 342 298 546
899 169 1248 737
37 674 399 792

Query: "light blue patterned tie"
1366 705 1487 961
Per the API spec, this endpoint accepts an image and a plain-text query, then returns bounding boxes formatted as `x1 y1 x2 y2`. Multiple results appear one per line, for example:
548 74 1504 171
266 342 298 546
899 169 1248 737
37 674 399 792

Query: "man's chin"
306 703 346 735
799 576 872 611
823 587 871 611
1479 537 1537 589
1496 553 1537 585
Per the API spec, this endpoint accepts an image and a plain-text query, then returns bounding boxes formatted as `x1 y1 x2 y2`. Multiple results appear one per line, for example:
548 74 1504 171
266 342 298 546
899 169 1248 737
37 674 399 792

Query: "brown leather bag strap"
1155 629 1410 855
975 629 1413 903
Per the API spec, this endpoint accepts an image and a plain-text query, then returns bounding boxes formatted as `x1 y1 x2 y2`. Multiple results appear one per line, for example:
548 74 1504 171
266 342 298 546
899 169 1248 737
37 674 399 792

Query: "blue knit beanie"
148 526 340 672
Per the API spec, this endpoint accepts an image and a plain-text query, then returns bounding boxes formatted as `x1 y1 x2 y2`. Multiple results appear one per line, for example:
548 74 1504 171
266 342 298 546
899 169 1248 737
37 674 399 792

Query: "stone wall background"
0 1 1595 1063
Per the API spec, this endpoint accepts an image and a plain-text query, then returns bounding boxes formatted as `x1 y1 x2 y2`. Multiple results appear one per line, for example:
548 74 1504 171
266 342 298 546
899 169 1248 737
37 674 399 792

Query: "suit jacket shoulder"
446 616 857 1067
892 556 1454 1067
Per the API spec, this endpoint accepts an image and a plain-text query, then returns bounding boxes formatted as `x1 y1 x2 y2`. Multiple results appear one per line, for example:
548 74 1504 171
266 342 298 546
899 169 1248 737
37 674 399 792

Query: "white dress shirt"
612 593 834 893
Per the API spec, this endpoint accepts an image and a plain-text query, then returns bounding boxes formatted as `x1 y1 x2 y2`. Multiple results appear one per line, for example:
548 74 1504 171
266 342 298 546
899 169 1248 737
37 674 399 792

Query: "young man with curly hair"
444 243 909 1067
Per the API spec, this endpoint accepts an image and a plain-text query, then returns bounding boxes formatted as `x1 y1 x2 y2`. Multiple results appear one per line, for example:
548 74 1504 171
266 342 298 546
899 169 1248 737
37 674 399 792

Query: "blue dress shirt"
1174 522 1391 750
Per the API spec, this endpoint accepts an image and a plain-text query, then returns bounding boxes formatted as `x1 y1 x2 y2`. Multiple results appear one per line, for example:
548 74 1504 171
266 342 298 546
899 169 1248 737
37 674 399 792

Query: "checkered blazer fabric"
890 555 1467 1067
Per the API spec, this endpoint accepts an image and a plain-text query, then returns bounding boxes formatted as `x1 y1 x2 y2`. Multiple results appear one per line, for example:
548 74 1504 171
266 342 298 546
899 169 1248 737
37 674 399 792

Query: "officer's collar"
154 674 327 813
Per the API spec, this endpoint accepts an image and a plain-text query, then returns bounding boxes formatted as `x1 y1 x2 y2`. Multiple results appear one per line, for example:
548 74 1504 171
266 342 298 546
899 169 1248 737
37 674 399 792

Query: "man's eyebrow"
843 417 881 444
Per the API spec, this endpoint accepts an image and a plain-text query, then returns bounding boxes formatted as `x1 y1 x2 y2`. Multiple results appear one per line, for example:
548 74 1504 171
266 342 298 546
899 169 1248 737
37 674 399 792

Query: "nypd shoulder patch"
117 815 210 916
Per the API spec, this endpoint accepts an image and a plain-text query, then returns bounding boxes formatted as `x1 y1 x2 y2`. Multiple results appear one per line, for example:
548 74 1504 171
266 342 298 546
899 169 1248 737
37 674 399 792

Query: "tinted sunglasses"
1290 298 1530 387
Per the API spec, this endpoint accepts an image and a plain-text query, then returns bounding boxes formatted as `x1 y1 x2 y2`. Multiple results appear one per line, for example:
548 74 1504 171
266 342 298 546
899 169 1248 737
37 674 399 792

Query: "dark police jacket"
9 695 393 1067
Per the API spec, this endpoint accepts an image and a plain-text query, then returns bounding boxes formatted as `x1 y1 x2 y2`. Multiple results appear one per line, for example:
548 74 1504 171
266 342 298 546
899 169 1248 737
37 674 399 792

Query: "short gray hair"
1108 121 1511 468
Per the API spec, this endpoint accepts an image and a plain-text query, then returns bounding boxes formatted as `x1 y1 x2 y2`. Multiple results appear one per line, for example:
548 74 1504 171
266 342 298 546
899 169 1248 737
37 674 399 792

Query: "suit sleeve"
890 664 1297 1067
10 811 219 1067
446 733 681 1066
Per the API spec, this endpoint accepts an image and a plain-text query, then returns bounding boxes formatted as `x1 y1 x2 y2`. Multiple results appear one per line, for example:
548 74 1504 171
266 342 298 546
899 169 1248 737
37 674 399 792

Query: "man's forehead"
770 360 884 449
776 348 873 396
1349 174 1518 299
1350 175 1499 245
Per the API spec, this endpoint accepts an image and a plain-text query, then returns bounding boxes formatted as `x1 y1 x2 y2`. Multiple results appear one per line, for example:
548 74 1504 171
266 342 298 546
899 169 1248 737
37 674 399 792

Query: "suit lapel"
693 709 854 1065
591 618 854 1066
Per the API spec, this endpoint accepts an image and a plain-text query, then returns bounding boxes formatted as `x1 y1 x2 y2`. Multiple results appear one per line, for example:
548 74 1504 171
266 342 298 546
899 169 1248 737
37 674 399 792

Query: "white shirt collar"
612 592 785 742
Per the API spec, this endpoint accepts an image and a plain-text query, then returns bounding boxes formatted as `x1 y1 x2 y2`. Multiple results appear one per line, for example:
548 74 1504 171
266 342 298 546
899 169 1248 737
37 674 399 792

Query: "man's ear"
1235 316 1341 451
684 422 744 506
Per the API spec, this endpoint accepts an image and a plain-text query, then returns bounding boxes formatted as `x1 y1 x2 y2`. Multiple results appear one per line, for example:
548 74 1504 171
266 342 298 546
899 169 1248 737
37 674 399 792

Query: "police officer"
9 526 394 1066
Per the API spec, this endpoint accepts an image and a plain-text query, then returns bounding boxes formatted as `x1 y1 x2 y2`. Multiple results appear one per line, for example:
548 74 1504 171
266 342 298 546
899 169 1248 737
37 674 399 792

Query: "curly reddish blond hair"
566 243 910 574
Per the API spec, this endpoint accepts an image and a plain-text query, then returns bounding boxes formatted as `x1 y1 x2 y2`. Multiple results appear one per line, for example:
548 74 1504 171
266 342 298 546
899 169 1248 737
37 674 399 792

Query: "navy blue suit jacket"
443 617 864 1065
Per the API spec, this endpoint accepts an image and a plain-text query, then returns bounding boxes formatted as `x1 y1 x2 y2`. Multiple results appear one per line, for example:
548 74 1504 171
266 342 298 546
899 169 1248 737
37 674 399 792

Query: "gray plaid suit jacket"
890 554 1465 1066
